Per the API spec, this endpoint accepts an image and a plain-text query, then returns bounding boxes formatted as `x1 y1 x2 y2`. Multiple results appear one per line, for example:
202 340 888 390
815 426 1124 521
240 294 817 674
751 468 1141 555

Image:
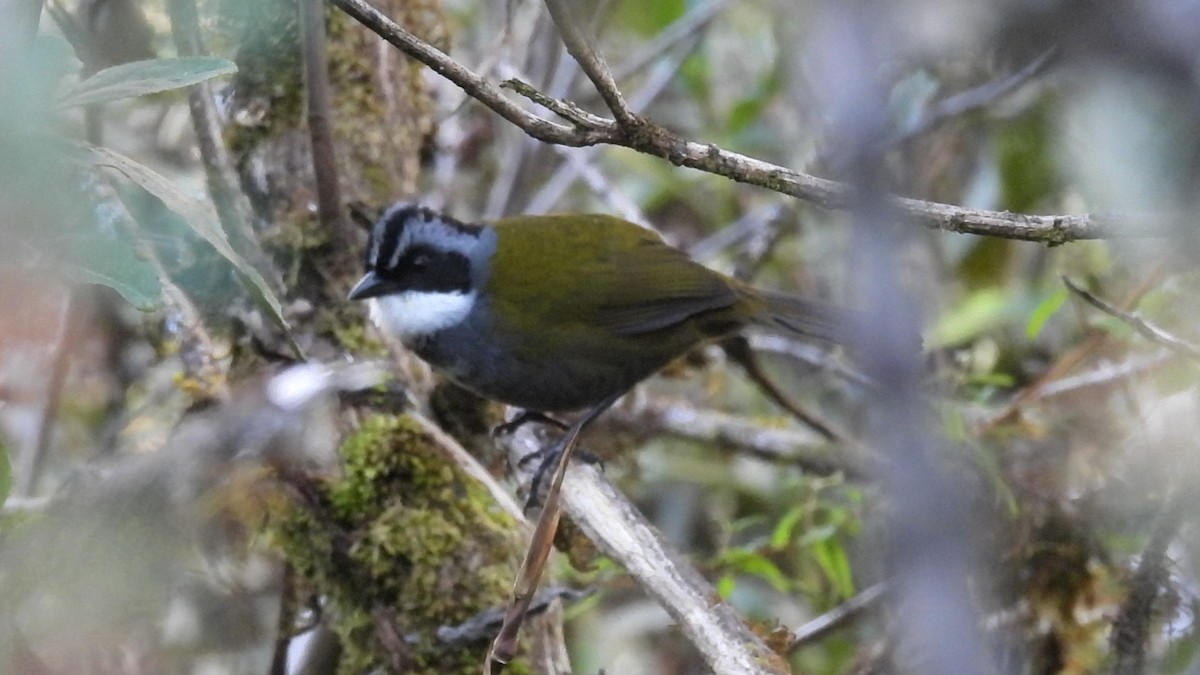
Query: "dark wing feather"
595 236 739 336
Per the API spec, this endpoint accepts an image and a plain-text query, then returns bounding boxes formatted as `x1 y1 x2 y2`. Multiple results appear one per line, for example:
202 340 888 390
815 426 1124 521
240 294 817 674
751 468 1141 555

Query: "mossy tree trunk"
211 3 548 671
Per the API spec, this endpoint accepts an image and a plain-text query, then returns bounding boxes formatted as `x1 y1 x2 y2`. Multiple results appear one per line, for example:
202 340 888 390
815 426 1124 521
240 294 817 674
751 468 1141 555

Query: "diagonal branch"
335 0 611 146
1063 276 1200 360
789 582 888 650
877 48 1058 152
494 418 793 675
541 0 637 126
332 0 1164 244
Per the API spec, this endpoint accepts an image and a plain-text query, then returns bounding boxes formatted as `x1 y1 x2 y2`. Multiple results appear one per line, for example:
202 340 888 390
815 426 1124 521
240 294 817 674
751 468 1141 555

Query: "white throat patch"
368 291 476 339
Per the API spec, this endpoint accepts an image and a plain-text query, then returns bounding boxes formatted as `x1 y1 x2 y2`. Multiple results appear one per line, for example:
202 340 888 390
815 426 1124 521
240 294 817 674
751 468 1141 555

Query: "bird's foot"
492 410 568 437
520 441 604 513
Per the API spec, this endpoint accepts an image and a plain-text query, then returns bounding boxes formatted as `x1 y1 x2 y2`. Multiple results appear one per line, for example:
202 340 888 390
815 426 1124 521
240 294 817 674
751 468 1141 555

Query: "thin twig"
525 27 702 216
789 582 887 650
434 587 586 645
605 397 873 479
877 49 1058 151
1063 276 1200 360
15 288 75 498
611 0 727 82
166 0 286 297
299 0 352 249
721 336 844 443
331 0 1155 244
1037 353 1174 399
541 0 636 126
335 0 608 142
977 267 1166 432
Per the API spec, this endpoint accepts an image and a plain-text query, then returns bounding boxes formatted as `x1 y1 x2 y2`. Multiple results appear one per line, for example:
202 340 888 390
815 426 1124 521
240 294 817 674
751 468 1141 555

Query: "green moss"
269 414 523 674
330 320 385 358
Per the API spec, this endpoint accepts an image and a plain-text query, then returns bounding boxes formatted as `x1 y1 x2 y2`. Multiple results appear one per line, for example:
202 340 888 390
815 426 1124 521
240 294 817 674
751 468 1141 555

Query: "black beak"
347 271 390 301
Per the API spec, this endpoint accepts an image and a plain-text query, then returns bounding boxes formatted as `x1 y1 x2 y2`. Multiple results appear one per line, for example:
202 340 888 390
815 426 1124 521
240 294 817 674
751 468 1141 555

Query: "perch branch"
493 418 792 675
331 0 1164 244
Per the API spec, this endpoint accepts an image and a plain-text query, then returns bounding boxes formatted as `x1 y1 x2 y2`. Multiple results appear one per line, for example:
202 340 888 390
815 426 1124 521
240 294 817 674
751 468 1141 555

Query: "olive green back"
485 214 746 352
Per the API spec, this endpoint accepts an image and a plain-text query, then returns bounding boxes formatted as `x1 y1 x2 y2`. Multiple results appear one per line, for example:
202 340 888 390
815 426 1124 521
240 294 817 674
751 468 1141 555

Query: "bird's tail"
749 288 861 345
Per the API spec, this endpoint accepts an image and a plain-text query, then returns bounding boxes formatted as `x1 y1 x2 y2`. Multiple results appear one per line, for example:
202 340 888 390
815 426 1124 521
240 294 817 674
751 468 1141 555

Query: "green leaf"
770 506 806 549
57 57 237 109
613 0 684 35
996 102 1059 212
728 70 782 136
725 550 790 593
71 249 162 311
929 288 1009 347
1026 287 1068 340
811 538 855 599
80 145 293 341
716 574 735 599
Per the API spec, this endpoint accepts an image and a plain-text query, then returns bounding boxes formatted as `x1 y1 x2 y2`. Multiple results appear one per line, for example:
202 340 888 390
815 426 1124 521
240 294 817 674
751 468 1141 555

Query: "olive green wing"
593 234 739 336
488 214 740 337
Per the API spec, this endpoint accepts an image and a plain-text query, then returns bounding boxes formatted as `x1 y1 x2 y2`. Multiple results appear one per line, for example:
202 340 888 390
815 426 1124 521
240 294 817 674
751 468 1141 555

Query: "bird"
348 203 854 417
348 202 860 667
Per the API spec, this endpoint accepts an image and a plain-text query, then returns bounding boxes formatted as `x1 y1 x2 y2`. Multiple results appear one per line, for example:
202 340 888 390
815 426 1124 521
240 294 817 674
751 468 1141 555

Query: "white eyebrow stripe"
387 235 405 268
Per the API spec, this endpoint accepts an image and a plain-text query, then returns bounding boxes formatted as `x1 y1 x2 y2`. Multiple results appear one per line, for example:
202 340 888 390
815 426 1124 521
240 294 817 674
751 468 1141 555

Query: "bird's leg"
517 410 610 509
487 393 620 672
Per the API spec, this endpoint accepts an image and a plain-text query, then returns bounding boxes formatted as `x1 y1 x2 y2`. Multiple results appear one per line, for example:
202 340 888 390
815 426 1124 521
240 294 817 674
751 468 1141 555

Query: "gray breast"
406 308 637 412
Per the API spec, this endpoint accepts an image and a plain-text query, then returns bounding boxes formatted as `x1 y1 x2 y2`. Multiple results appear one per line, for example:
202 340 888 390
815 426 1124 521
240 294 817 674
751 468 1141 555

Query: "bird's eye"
410 252 431 271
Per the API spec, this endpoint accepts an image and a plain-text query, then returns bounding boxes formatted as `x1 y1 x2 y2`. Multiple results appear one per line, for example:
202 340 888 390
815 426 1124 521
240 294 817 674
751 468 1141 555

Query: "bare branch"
500 78 610 128
789 583 888 650
878 49 1058 151
541 0 637 126
1063 276 1200 360
1037 353 1173 399
525 33 699 216
611 0 728 82
722 336 845 443
167 0 287 297
299 0 352 249
334 0 610 146
495 418 793 675
605 397 873 479
332 0 1157 244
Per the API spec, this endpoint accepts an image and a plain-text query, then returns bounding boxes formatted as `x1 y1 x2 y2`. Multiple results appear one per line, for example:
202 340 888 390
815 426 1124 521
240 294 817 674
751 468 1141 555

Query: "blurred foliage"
4 0 1200 674
0 439 9 505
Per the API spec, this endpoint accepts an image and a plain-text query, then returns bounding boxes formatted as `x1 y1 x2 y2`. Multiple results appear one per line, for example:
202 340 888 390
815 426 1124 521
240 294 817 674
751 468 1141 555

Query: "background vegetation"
2 0 1199 673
